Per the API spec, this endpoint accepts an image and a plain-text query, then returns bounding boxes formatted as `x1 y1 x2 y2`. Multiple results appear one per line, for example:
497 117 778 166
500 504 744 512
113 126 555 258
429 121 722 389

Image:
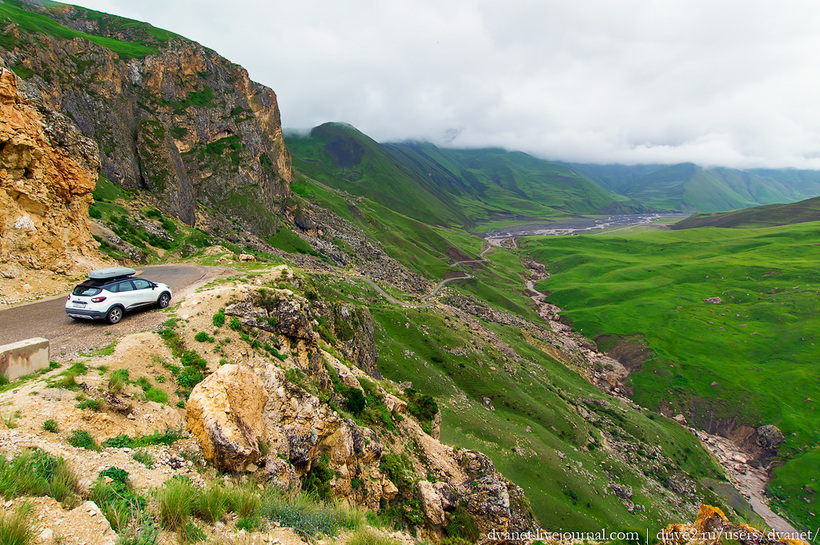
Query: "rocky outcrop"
757 424 786 450
661 505 808 545
185 364 268 472
1 4 291 234
0 65 104 282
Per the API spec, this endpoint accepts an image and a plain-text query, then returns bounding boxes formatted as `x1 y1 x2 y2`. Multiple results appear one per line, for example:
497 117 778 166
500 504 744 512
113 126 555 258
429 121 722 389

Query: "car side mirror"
152 283 157 290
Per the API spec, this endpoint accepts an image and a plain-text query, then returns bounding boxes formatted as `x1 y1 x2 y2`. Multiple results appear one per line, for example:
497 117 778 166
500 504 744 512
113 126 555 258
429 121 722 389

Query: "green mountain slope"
673 196 820 229
568 163 820 212
286 123 643 227
522 223 820 531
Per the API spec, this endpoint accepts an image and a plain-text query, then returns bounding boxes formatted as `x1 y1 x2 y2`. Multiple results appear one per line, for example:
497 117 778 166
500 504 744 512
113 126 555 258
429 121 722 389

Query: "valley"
1 1 819 543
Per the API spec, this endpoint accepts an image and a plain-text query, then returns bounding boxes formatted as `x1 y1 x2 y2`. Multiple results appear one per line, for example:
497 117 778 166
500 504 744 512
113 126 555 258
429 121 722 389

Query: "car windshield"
72 285 101 296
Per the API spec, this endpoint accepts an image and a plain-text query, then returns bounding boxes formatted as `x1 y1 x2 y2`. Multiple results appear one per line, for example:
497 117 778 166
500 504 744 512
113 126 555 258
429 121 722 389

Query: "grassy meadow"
522 223 820 530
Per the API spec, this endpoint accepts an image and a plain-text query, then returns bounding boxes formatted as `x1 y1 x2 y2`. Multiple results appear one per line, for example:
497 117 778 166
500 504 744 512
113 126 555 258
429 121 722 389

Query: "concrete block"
0 337 50 382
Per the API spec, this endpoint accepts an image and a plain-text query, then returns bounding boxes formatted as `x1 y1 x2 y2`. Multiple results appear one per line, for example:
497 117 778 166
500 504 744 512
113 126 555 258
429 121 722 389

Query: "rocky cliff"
178 268 538 543
0 0 291 235
0 64 105 291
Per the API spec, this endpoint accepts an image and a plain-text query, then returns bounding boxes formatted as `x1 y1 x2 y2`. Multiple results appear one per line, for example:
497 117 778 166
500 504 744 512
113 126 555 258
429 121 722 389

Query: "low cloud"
72 0 820 168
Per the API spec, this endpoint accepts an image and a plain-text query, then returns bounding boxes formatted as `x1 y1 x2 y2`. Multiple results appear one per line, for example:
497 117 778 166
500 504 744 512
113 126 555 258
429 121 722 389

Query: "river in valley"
483 213 689 243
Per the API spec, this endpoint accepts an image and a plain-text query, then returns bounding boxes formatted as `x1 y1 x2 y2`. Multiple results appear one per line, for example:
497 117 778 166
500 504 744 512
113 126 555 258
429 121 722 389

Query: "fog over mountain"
71 0 820 169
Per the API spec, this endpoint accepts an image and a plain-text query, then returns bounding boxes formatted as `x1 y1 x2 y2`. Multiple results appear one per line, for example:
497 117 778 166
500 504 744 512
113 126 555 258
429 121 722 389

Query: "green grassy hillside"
567 163 820 212
0 0 180 58
673 196 820 229
522 224 820 530
286 123 642 227
313 273 737 534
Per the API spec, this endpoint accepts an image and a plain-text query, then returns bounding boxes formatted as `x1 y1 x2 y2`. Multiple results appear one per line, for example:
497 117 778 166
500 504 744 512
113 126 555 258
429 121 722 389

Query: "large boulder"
757 424 786 450
417 481 447 527
185 364 268 472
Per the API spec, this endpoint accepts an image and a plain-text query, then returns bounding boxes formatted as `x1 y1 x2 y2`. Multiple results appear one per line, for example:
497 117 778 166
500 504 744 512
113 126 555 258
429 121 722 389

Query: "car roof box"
89 266 137 280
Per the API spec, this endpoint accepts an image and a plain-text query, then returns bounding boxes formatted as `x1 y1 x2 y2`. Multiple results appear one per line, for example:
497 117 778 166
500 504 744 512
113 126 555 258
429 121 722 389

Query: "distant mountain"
671 195 820 229
286 123 644 227
566 163 820 212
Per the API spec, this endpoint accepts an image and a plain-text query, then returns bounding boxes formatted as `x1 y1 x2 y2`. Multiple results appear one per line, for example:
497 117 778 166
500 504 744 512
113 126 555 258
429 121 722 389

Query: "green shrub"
194 331 213 343
380 454 412 492
446 506 479 542
144 386 168 404
405 388 439 428
0 502 34 545
263 343 287 361
161 219 176 235
302 456 333 500
259 489 359 538
42 419 59 433
340 385 366 415
180 350 206 368
177 367 203 389
67 429 100 451
212 310 226 328
229 317 242 331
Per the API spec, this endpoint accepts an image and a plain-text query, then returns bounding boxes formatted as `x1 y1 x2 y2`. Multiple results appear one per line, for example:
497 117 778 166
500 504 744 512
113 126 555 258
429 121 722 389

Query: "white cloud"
68 0 820 168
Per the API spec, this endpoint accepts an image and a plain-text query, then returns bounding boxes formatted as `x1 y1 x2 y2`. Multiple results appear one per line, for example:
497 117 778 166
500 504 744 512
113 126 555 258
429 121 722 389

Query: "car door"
111 279 139 310
131 278 156 306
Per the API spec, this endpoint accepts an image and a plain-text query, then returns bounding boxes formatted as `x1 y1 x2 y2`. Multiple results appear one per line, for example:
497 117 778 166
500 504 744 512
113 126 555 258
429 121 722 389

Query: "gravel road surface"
0 265 225 361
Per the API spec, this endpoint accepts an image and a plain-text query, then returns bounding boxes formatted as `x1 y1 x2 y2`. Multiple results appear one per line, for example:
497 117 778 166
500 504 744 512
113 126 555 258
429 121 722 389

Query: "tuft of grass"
347 527 401 545
157 478 194 531
108 368 129 393
132 449 155 469
193 484 228 524
42 419 59 433
67 429 101 451
0 502 34 545
103 428 185 449
89 468 147 533
75 399 102 411
0 449 81 507
225 482 260 519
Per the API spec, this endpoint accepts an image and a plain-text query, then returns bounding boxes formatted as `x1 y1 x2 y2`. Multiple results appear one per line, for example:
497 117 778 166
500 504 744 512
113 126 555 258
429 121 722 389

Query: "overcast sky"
68 0 820 168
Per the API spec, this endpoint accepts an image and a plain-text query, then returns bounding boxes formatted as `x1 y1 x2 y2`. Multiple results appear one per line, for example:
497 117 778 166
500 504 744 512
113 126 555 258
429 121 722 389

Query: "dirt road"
0 265 220 360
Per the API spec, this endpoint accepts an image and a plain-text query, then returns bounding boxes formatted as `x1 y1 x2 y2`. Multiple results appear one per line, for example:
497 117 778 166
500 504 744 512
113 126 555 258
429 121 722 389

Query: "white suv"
65 267 172 324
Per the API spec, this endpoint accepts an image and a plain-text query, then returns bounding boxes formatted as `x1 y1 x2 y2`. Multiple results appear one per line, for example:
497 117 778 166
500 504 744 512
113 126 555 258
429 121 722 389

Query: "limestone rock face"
417 480 448 527
0 66 104 281
1 5 291 234
185 364 268 472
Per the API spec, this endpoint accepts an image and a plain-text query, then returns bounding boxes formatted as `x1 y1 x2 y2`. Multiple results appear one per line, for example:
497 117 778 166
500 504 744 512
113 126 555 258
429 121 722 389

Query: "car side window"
117 280 135 292
132 279 152 290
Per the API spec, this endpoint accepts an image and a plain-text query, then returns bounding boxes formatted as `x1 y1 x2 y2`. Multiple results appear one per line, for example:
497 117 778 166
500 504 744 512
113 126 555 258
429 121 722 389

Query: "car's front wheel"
106 306 124 324
157 292 171 309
